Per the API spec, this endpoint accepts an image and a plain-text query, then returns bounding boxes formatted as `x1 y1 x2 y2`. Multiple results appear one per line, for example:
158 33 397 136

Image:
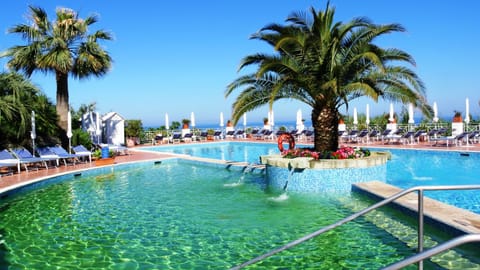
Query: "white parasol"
96 112 101 144
67 111 72 153
268 109 274 129
408 103 415 124
353 107 358 125
165 113 169 130
243 113 247 127
296 109 302 127
31 111 36 155
220 112 224 127
465 98 470 124
433 102 439 123
366 104 370 125
190 112 195 128
389 103 394 122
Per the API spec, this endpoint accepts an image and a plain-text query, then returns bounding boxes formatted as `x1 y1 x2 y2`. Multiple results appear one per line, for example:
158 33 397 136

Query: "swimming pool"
0 160 422 269
1 143 479 268
146 142 480 214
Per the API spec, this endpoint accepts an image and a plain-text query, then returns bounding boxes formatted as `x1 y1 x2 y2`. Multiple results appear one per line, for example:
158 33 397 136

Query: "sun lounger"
171 133 182 144
199 131 209 141
72 145 92 162
11 148 55 172
367 130 379 142
182 133 193 142
432 132 468 147
383 129 404 144
213 131 223 140
352 129 369 143
225 130 235 139
234 130 245 139
49 146 79 165
0 149 20 175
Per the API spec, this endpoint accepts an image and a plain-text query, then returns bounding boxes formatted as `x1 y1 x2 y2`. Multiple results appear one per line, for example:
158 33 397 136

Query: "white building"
102 112 125 146
81 111 102 144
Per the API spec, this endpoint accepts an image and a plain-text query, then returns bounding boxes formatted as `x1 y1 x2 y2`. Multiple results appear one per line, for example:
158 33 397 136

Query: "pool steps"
232 183 480 269
352 181 480 236
338 192 480 268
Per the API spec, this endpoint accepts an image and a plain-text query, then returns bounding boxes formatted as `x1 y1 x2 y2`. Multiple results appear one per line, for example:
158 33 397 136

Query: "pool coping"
352 181 480 236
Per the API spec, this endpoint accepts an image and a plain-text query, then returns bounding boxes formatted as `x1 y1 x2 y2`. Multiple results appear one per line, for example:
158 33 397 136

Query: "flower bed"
281 146 371 160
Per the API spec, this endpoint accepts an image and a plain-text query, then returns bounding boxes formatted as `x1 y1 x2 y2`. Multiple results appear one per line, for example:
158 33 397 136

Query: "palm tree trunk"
56 71 69 147
312 105 339 153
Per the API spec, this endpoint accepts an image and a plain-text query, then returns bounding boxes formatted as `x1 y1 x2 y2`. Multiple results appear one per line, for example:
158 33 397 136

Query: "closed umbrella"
190 112 195 128
220 112 224 127
67 111 72 153
408 103 415 124
465 98 470 124
433 102 439 123
466 98 470 146
389 103 394 122
366 104 370 125
31 111 36 155
353 107 358 125
268 109 274 129
296 109 302 127
243 113 247 127
96 112 101 144
165 113 169 130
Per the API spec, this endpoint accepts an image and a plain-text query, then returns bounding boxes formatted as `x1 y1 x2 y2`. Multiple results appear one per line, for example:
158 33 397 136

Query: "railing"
382 234 480 269
230 184 480 270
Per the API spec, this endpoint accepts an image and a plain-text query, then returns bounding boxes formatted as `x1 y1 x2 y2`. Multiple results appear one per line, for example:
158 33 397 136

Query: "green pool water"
0 161 438 269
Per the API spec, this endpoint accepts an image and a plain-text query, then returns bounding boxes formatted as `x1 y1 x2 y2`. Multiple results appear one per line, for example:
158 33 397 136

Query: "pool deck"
352 181 480 236
1 137 480 236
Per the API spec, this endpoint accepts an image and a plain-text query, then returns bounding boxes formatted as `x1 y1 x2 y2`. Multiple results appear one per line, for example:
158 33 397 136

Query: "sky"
1 1 479 127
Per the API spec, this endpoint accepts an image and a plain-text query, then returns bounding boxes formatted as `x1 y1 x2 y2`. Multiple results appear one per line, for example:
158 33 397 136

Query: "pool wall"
261 152 390 193
266 163 387 193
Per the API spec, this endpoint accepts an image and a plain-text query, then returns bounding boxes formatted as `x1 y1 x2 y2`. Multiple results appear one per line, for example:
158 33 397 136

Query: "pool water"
0 161 419 269
147 141 280 163
148 142 480 214
384 149 480 214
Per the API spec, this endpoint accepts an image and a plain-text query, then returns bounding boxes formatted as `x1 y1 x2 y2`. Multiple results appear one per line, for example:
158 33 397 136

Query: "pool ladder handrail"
230 184 480 270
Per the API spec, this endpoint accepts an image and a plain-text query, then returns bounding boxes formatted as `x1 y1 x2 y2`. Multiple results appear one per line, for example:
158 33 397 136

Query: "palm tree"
1 6 112 141
226 3 431 152
0 72 58 149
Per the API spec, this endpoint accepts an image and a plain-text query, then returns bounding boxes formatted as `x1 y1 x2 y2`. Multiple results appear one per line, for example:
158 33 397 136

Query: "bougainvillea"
282 146 370 160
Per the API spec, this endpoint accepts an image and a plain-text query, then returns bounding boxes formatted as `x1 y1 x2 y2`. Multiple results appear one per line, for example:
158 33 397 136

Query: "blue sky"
1 1 479 127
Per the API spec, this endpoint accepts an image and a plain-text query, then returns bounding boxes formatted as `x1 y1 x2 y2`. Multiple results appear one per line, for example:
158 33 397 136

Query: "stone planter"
260 152 391 193
95 157 115 166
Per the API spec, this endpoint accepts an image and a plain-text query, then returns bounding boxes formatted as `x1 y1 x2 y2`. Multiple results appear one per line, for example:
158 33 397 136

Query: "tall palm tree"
226 4 431 152
1 5 112 140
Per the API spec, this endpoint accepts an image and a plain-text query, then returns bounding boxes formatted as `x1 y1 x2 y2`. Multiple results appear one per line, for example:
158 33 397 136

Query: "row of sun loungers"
340 127 480 147
153 129 315 144
0 145 93 176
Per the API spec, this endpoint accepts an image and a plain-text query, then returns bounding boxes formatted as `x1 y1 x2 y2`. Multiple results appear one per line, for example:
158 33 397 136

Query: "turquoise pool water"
147 142 480 214
1 143 479 268
0 161 420 269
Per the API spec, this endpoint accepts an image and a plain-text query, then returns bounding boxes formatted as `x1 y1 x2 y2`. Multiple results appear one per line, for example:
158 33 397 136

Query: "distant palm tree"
226 4 431 152
1 6 113 141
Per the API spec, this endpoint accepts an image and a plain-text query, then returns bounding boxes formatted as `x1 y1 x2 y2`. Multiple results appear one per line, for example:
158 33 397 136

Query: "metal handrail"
382 234 480 269
230 184 480 269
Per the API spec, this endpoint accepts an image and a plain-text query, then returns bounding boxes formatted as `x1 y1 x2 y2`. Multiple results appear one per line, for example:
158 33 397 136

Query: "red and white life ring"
277 133 295 152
